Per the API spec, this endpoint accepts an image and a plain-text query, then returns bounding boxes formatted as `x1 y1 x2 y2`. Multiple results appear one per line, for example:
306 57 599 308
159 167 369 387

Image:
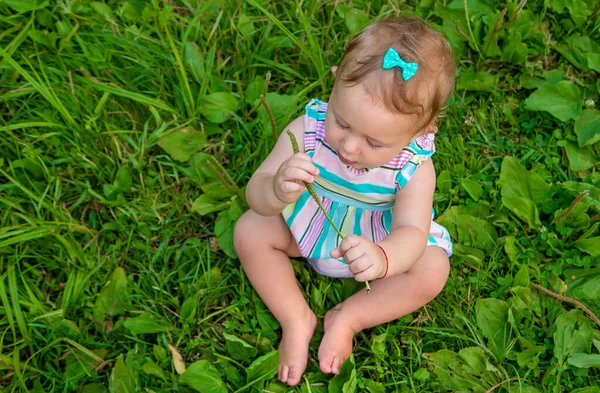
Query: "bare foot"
318 305 356 374
277 311 317 386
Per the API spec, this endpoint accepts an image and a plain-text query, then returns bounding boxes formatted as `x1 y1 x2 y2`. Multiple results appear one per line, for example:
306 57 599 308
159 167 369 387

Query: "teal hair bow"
382 47 418 81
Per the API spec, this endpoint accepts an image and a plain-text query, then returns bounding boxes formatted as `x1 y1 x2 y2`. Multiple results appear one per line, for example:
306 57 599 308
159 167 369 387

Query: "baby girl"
234 16 456 386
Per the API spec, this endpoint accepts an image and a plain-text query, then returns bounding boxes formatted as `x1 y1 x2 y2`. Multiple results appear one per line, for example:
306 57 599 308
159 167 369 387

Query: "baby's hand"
330 235 387 282
273 153 319 204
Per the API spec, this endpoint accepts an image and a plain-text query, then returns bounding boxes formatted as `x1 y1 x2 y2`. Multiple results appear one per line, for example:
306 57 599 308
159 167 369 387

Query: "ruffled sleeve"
303 98 326 157
395 133 436 189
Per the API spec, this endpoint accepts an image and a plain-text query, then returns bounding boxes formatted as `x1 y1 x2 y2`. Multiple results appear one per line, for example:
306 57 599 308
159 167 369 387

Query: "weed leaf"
180 360 227 393
124 313 171 334
476 298 511 360
575 109 600 147
524 81 581 122
246 350 279 384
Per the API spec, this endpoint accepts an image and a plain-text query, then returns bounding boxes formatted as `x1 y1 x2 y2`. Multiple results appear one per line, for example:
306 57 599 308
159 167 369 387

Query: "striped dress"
282 98 452 278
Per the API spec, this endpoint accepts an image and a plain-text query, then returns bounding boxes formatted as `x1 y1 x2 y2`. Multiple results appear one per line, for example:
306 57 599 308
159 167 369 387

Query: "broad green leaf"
115 168 132 192
91 2 115 20
343 8 370 35
565 0 590 26
245 76 266 105
568 353 600 368
158 128 208 162
502 196 542 228
499 157 550 204
504 236 522 265
180 296 198 322
83 383 108 393
93 267 129 322
4 0 49 12
513 265 530 287
199 92 239 123
328 355 356 393
575 237 600 256
575 109 600 147
109 355 137 393
246 350 279 383
237 14 255 39
588 53 600 73
437 206 497 251
517 346 545 368
363 379 385 393
457 68 496 91
501 33 528 64
223 333 257 361
498 157 549 228
180 360 227 393
524 81 582 122
142 359 167 381
371 333 386 359
215 210 237 258
452 243 485 267
423 348 499 391
564 142 597 172
192 194 230 216
437 169 452 193
475 298 511 360
124 313 171 334
566 268 600 300
184 42 205 83
461 178 483 200
553 309 593 365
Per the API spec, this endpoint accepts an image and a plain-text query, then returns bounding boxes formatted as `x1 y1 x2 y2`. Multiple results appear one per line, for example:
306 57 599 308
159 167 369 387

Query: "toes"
279 365 289 383
286 367 302 386
332 356 341 374
319 354 334 374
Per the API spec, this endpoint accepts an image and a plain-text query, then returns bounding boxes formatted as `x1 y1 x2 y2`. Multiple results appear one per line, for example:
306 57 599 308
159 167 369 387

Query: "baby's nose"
342 137 360 155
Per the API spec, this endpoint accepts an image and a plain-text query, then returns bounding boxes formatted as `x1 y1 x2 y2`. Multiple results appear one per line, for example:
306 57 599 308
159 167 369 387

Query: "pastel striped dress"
282 98 452 278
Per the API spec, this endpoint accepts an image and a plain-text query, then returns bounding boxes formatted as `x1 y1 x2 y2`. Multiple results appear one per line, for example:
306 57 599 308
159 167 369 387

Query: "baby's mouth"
338 153 357 166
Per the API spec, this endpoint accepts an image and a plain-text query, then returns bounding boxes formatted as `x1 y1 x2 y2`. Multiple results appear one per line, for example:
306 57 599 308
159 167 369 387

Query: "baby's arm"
378 159 436 276
246 116 319 216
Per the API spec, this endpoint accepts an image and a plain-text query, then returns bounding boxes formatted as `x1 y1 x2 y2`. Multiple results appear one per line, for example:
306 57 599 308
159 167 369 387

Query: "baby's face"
325 82 425 170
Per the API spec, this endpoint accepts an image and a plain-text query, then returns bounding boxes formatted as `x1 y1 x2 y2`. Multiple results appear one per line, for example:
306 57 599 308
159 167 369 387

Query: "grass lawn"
1 0 599 392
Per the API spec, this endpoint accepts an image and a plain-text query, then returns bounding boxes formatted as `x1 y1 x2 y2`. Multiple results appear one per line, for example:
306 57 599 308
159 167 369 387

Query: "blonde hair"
336 17 455 129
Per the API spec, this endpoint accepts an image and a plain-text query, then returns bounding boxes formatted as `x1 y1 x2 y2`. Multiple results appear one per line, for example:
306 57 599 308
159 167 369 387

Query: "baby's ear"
425 123 438 134
331 66 338 77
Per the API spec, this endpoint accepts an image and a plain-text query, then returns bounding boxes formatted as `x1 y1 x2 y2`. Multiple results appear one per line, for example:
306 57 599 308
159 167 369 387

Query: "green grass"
1 1 600 392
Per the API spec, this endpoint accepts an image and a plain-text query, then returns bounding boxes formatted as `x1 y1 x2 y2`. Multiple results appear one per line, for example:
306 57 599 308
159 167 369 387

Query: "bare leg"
318 247 450 374
234 210 316 386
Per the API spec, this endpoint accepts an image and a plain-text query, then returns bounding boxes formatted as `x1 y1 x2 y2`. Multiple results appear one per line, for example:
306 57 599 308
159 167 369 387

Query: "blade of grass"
0 47 76 125
7 265 30 341
84 79 177 113
165 27 196 120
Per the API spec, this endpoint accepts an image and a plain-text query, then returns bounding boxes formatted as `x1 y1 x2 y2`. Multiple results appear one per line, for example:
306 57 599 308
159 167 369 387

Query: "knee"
414 252 450 302
233 210 259 258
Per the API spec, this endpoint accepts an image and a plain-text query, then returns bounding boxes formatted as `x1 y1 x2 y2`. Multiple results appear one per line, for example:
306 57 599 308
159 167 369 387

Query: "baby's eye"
334 118 349 130
367 139 382 149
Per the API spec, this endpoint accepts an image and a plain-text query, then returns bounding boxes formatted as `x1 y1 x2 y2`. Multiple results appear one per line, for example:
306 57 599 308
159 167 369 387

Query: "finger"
339 234 361 254
281 181 304 194
353 267 375 282
330 247 343 259
282 167 315 184
349 256 371 274
289 156 320 176
343 246 365 264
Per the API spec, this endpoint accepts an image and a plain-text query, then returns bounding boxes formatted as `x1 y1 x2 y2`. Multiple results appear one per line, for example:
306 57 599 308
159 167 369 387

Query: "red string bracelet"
375 244 389 279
